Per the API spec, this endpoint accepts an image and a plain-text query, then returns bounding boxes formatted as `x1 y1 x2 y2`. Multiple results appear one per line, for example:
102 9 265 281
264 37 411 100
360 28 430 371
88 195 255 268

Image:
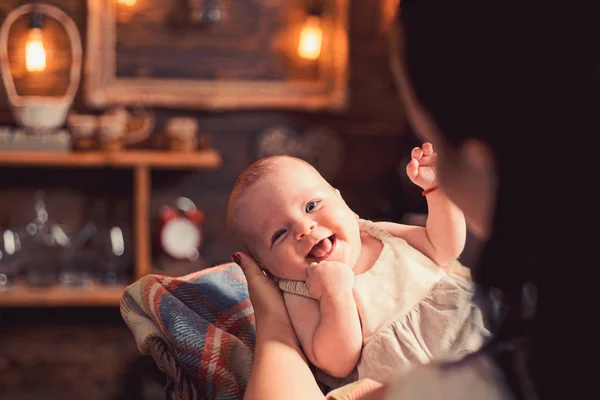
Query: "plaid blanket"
120 263 255 400
120 262 382 400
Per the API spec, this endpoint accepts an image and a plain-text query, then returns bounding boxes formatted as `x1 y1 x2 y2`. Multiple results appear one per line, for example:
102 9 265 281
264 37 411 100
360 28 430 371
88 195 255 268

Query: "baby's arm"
284 279 362 377
284 292 362 378
376 192 466 267
376 143 466 266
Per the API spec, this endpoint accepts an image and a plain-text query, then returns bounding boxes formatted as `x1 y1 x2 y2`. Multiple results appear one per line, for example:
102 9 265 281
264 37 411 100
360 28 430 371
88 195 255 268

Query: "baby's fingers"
422 142 434 156
411 146 424 160
307 262 319 276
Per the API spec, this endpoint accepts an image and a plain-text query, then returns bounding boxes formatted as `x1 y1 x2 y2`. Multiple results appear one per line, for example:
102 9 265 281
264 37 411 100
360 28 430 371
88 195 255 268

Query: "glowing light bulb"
298 15 323 60
25 27 46 72
118 0 137 6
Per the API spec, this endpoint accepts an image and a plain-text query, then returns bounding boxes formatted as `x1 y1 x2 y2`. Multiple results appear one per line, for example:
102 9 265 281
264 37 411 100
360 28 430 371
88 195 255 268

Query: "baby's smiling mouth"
307 235 336 261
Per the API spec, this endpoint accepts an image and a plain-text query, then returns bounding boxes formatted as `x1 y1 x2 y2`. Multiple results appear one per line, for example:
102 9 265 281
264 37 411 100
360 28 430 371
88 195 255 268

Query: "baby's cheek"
272 249 297 272
330 208 352 230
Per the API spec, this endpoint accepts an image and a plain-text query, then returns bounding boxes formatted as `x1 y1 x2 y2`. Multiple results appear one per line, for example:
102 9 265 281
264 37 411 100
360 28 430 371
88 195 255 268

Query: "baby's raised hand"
405 142 438 190
306 261 354 300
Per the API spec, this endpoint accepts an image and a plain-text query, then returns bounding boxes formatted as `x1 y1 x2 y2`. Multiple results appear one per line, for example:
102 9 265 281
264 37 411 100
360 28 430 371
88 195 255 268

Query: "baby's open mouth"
307 235 336 260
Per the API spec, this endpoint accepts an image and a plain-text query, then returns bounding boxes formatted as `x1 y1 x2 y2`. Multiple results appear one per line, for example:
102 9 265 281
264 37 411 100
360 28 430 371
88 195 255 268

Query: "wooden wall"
0 1 425 399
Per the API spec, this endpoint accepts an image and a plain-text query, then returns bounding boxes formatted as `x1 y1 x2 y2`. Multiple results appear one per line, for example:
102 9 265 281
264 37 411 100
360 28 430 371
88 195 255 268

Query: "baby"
227 143 488 387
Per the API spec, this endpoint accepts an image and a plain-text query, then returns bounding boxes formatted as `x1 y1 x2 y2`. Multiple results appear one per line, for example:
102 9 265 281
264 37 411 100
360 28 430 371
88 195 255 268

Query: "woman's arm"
247 321 325 400
233 252 325 400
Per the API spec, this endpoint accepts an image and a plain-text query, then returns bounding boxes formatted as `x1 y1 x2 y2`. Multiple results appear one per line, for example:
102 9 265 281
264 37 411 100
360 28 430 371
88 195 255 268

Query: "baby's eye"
305 201 318 213
271 229 286 245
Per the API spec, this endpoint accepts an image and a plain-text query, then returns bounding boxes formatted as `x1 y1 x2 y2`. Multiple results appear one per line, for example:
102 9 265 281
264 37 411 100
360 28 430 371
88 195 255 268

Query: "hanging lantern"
0 3 82 135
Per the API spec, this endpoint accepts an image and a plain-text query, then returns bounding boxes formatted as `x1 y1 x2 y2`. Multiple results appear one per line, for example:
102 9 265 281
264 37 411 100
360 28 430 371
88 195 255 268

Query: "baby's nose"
295 218 316 240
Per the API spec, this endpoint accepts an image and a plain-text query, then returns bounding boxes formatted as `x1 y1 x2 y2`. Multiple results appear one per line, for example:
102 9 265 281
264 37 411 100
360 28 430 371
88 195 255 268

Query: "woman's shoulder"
384 352 514 400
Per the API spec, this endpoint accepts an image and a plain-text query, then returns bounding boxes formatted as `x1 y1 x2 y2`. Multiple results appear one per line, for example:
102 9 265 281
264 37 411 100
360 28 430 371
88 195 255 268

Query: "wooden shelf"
0 283 127 307
0 149 222 307
0 149 222 169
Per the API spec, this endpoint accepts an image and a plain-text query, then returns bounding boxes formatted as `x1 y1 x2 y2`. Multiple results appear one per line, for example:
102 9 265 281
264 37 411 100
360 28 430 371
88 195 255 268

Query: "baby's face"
233 158 362 281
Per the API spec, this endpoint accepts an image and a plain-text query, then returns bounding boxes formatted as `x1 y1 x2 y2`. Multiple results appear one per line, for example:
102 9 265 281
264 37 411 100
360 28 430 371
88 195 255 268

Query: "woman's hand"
232 252 297 341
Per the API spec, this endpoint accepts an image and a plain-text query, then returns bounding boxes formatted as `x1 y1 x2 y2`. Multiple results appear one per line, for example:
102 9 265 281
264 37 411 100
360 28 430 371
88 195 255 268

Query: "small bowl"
67 113 98 138
98 113 126 141
165 117 197 140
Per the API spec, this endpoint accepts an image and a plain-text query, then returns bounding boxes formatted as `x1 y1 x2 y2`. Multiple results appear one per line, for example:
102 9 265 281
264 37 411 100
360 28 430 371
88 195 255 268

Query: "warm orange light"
25 27 46 72
118 0 137 6
298 15 323 60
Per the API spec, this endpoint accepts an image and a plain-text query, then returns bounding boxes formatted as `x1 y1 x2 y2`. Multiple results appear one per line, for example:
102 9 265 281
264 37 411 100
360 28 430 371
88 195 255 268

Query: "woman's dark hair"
397 0 563 398
397 0 556 294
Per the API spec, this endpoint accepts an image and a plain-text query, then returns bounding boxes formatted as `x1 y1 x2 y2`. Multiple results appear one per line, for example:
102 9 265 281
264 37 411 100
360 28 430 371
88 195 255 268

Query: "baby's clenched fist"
405 142 438 190
306 261 354 300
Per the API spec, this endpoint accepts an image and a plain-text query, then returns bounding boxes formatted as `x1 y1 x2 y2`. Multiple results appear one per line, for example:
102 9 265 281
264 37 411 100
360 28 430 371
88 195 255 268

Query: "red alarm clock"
157 197 205 261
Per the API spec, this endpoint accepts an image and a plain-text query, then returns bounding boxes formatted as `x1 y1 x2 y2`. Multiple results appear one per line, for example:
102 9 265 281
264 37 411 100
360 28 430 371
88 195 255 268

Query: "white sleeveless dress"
279 219 489 387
